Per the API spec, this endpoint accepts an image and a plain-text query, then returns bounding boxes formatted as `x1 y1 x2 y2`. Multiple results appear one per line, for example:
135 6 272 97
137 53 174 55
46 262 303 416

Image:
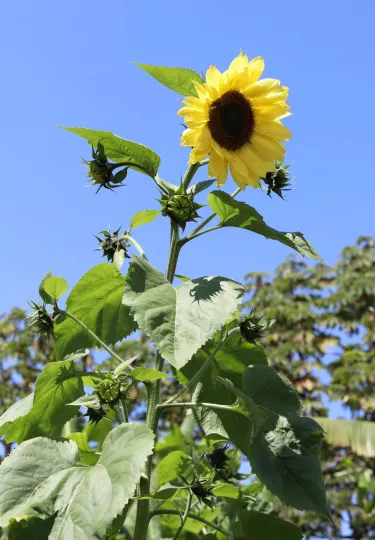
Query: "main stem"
133 221 181 540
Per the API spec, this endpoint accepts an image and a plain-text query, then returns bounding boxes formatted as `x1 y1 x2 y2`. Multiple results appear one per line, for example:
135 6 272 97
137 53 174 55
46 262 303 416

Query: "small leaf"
132 367 168 382
69 393 99 408
113 354 140 376
233 510 302 540
0 361 84 444
208 191 321 260
0 423 155 538
42 276 68 303
130 209 161 229
138 482 184 500
157 450 192 485
154 175 178 195
188 179 216 195
175 274 191 283
55 263 137 360
61 127 161 178
123 256 244 369
135 63 204 96
39 270 53 304
211 483 241 499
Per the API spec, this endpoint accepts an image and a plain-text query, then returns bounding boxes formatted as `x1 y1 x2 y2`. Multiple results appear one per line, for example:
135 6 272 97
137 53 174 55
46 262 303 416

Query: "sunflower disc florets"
84 142 128 193
94 227 131 263
158 183 204 231
239 313 274 343
262 162 293 199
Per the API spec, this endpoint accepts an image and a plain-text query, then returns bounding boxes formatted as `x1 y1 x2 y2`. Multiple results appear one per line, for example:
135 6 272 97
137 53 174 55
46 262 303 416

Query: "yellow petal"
188 126 211 163
239 144 269 177
181 128 199 147
229 52 249 72
228 163 247 190
246 56 265 85
193 80 210 100
206 65 222 87
251 133 286 162
181 96 205 108
253 102 291 121
251 87 289 107
255 121 292 141
177 105 207 119
244 78 281 98
209 148 228 187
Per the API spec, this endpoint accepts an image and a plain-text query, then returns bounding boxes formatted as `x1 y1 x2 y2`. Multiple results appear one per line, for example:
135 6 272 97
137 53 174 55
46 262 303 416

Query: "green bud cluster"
94 226 131 263
84 142 128 193
262 162 293 199
158 183 204 231
26 302 59 339
239 313 275 343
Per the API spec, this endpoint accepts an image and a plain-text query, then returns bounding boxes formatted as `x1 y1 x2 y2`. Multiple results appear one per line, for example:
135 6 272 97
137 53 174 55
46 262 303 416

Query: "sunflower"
178 52 292 189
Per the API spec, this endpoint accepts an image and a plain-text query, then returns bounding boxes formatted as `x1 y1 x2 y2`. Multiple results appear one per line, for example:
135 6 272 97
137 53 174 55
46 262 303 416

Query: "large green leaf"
123 256 244 369
180 331 267 447
317 417 375 458
0 423 154 539
0 361 83 443
55 263 137 360
61 127 160 178
233 510 302 540
242 365 329 516
135 63 204 96
208 191 321 260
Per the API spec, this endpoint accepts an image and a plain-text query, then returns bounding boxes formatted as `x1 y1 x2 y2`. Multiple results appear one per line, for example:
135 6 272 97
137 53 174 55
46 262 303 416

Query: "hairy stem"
63 310 124 364
123 235 148 260
149 509 233 539
172 490 193 540
157 401 246 414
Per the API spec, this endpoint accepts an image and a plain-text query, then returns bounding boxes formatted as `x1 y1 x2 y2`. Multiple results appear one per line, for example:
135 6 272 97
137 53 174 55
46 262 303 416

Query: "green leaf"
0 423 155 538
7 516 55 540
138 482 184 501
243 365 329 516
180 331 267 447
0 361 84 444
132 366 168 382
61 127 161 178
130 209 161 229
39 270 53 304
157 450 192 485
175 274 191 282
233 510 302 540
66 432 99 465
42 276 68 303
208 191 321 260
55 263 137 360
113 248 126 271
154 175 178 195
123 256 244 369
135 63 204 96
211 483 241 499
188 179 216 195
155 425 186 459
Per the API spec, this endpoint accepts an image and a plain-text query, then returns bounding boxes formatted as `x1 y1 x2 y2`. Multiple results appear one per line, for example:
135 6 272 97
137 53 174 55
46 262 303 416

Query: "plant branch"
172 489 193 540
120 396 129 423
149 509 233 539
163 327 236 405
182 161 208 190
63 310 125 364
157 401 246 414
179 187 241 246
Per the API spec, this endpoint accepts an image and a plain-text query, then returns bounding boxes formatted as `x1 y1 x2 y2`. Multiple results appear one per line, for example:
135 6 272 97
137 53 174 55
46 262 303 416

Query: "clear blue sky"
1 1 374 312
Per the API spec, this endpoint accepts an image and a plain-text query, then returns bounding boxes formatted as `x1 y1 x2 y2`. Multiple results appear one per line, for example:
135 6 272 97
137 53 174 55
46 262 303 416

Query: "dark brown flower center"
208 90 254 151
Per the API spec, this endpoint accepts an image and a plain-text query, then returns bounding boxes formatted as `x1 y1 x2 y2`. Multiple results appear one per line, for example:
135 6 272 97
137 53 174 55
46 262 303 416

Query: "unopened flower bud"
262 162 293 199
94 227 131 263
158 183 204 231
239 313 274 343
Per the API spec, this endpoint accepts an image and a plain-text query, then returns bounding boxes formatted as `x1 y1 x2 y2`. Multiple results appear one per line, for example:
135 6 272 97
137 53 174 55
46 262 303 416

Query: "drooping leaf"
55 263 137 360
42 276 68 303
0 361 84 443
316 417 375 458
232 510 303 540
211 483 241 499
180 331 267 447
135 63 204 96
208 191 321 260
188 179 216 195
132 366 168 382
61 127 161 178
130 209 161 229
0 423 155 539
123 256 244 369
242 365 329 516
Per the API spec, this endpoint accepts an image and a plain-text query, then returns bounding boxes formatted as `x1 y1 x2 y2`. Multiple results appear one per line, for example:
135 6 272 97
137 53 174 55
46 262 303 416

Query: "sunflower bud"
26 302 55 339
94 227 130 263
262 162 293 199
158 183 204 231
207 445 230 470
239 313 274 343
96 376 121 405
85 405 107 425
84 143 128 193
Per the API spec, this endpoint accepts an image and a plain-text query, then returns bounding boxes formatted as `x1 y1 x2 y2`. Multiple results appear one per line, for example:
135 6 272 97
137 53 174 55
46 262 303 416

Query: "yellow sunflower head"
178 52 292 190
